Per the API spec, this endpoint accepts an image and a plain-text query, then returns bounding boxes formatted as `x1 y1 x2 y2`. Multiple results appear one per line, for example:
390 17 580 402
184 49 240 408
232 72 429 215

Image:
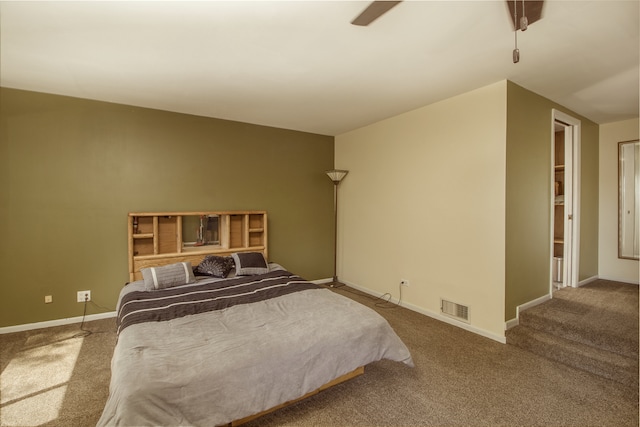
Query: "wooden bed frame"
229 366 365 427
128 211 364 425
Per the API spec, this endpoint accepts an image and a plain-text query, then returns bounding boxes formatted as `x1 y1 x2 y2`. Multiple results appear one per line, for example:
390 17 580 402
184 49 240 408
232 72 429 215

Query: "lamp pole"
332 180 339 283
326 170 348 286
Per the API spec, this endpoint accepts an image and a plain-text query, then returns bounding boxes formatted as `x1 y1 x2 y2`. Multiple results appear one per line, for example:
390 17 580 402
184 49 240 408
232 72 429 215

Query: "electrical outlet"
77 290 91 302
45 295 53 304
400 279 410 287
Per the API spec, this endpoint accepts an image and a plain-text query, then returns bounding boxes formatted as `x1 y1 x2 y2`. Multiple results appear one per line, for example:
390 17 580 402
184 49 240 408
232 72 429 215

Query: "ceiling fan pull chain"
513 0 520 63
520 0 528 31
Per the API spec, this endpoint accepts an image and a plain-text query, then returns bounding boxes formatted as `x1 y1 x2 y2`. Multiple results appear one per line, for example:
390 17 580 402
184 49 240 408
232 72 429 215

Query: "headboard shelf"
129 210 267 217
128 211 267 281
133 233 154 239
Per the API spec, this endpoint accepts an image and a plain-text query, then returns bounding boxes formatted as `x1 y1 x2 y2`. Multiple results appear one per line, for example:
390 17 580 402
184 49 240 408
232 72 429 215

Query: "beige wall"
599 118 639 284
1 82 610 333
335 80 601 337
336 81 507 340
0 88 335 328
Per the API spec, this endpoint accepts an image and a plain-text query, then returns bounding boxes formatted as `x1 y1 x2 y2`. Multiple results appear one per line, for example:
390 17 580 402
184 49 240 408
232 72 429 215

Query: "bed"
98 213 413 426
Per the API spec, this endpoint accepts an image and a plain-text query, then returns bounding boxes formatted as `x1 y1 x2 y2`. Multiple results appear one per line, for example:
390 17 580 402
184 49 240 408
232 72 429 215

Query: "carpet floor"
506 279 639 389
1 282 638 426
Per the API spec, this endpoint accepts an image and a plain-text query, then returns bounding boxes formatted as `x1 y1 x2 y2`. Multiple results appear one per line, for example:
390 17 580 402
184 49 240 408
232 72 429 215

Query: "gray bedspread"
97 268 413 426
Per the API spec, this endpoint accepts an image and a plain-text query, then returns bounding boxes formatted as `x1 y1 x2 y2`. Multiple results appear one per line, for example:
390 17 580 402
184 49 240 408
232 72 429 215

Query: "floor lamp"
326 169 348 286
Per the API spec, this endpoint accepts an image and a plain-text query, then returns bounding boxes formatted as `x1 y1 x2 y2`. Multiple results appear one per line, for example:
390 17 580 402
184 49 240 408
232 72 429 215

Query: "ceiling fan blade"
351 1 402 26
506 0 544 31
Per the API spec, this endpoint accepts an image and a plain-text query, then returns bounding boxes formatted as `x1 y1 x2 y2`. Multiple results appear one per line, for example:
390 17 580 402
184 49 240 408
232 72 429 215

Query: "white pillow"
141 262 196 290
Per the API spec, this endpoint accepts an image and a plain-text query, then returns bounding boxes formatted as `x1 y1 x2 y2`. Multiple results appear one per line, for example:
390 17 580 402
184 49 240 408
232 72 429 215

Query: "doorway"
551 110 581 289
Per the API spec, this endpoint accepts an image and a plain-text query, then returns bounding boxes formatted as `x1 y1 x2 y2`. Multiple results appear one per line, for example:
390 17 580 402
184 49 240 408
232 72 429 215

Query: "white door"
552 110 581 289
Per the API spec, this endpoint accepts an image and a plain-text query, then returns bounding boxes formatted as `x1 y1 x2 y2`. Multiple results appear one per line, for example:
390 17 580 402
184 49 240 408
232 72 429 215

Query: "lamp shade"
326 169 349 183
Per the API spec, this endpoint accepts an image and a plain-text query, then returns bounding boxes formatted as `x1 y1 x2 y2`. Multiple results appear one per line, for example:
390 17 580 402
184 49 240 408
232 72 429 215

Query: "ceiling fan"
351 0 545 63
351 0 544 29
351 1 402 26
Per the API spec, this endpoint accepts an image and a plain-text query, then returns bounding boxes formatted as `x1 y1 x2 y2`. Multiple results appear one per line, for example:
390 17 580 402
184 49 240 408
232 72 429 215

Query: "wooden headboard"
128 211 267 282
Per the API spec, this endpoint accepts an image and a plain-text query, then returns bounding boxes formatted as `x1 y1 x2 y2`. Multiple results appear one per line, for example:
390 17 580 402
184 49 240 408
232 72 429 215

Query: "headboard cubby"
128 211 267 282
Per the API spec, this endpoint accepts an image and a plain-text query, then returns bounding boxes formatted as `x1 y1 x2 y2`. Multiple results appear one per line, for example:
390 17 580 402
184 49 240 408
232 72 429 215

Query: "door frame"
550 109 581 289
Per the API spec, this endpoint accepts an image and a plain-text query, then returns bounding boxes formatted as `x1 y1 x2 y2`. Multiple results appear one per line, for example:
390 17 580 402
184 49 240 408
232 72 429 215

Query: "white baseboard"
505 317 519 330
0 311 116 335
339 279 506 344
594 275 639 286
518 292 552 314
577 275 599 287
505 292 552 331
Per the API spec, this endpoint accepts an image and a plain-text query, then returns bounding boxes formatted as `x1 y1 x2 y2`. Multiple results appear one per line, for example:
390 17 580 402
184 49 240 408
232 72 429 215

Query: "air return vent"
440 299 469 322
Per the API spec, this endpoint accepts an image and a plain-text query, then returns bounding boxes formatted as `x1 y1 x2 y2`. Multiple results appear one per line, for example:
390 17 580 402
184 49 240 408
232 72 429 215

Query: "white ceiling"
1 0 638 136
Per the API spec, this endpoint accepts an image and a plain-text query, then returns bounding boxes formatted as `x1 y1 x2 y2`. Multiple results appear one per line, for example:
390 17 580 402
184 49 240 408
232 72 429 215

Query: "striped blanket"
117 270 318 334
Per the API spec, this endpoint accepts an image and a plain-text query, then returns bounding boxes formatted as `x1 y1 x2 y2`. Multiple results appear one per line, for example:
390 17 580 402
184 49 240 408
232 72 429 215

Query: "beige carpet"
1 283 638 427
506 280 639 388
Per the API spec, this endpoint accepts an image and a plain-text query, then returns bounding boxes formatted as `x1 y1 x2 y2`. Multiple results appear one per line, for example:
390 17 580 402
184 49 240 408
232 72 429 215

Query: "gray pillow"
141 262 196 290
196 255 234 277
232 252 268 276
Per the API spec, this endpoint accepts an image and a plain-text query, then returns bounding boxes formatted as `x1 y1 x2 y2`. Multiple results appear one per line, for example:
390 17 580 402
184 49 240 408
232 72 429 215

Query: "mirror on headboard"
182 215 220 248
619 140 639 260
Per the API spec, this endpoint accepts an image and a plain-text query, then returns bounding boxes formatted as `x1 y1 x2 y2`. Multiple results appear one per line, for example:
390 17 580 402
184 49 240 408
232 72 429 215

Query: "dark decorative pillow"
232 252 268 276
141 262 196 290
196 255 234 278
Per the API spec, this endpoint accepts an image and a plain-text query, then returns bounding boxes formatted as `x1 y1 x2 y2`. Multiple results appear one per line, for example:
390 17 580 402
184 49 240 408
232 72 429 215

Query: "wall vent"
440 299 469 322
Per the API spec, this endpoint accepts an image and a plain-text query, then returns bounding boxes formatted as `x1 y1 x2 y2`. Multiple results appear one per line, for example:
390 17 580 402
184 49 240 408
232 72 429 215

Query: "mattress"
97 265 413 426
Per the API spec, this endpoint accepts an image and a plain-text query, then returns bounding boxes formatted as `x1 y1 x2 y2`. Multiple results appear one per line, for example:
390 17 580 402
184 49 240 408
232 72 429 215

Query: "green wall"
0 88 335 328
578 119 599 281
505 81 599 320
